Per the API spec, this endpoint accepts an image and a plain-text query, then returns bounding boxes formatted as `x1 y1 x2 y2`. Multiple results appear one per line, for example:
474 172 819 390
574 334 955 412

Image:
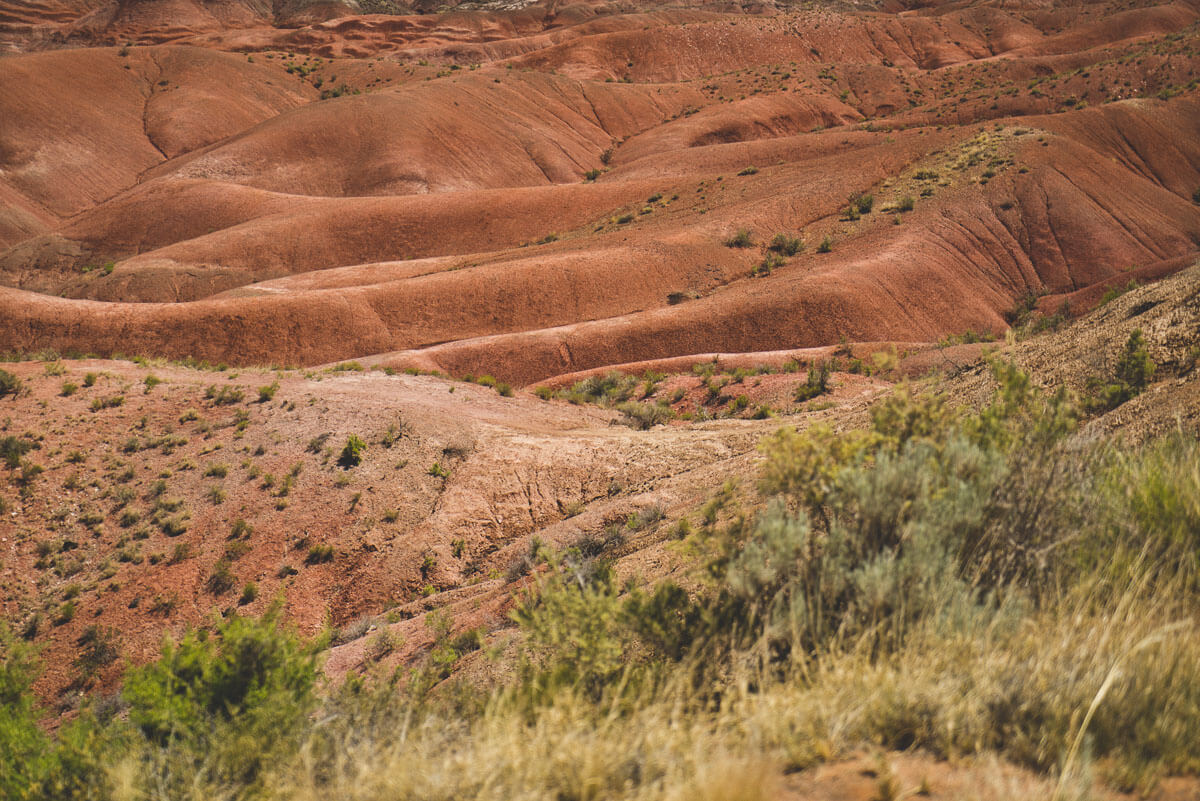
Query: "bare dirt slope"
0 0 1198 381
2 260 1197 706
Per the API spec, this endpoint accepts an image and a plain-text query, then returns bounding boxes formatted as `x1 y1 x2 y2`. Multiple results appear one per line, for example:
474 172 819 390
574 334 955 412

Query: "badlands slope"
2 0 1200 719
0 0 1198 384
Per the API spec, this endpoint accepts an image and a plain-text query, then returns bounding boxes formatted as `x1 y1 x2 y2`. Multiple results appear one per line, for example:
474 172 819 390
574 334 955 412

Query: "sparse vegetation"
793 361 832 402
206 385 244 405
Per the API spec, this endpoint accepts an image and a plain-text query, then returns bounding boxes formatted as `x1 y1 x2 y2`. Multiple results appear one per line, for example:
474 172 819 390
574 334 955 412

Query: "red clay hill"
2 0 1200 707
1 0 1198 385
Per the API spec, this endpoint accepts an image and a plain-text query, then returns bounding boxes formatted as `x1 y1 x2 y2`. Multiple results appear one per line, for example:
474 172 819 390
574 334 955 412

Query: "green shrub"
305 544 334 564
0 625 64 798
258 382 279 402
0 368 21 398
1085 329 1156 413
206 385 244 405
122 607 320 794
768 233 803 256
239 582 258 605
616 401 674 430
817 235 833 253
339 434 367 467
724 228 753 248
206 559 236 594
753 252 786 277
1 436 34 469
793 362 831 402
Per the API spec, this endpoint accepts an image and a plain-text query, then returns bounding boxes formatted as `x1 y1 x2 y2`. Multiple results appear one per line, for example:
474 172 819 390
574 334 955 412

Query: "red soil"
1 0 1197 382
2 0 1200 730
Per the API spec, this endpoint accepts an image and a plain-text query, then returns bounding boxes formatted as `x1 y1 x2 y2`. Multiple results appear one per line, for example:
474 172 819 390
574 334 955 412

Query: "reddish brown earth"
1 0 1198 383
2 0 1200 793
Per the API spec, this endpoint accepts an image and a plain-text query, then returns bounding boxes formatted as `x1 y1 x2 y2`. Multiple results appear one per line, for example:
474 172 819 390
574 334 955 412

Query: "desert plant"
0 369 21 398
1084 329 1156 413
768 233 803 256
305 544 334 564
793 362 832 402
339 434 367 467
725 228 753 248
616 401 674 429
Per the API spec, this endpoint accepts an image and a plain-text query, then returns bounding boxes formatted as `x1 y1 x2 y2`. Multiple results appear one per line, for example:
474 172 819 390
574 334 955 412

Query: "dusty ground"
2 0 1199 795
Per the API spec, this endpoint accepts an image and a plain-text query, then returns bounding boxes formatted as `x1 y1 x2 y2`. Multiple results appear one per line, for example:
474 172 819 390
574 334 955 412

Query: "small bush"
616 401 674 430
257 382 279 403
1100 278 1139 306
206 559 236 594
60 382 78 397
768 233 803 256
753 252 786 277
724 229 753 248
90 395 124 412
206 385 244 405
239 583 258 605
1 436 34 469
1085 329 1156 413
817 235 833 253
339 434 366 467
0 369 21 398
897 195 915 212
305 544 334 565
794 362 832 402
